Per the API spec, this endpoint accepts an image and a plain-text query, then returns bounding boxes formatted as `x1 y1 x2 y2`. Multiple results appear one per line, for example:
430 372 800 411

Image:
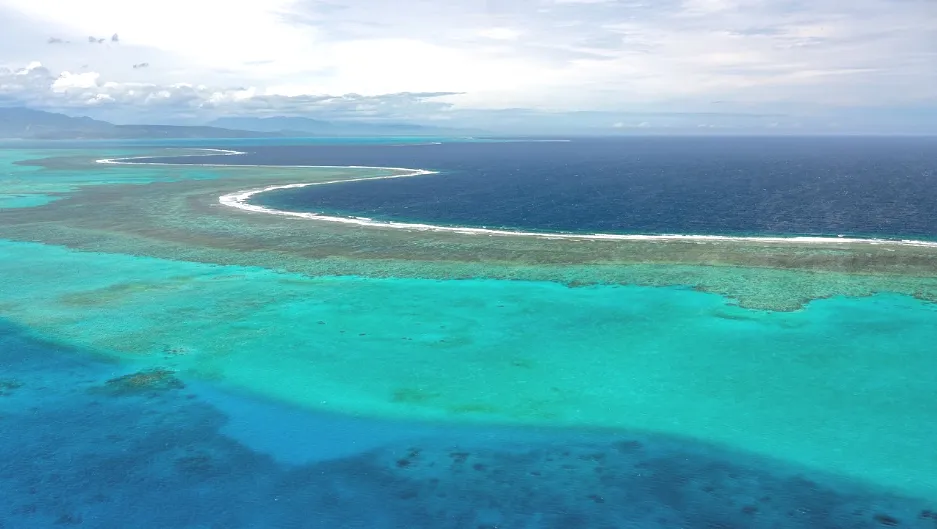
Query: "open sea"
208 136 937 239
2 137 937 528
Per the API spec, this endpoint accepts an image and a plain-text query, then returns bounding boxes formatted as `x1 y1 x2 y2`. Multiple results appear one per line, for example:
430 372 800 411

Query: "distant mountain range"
0 107 280 140
208 116 475 136
0 107 477 140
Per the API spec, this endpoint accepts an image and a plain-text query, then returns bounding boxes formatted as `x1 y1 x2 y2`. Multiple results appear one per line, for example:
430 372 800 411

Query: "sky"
0 0 935 133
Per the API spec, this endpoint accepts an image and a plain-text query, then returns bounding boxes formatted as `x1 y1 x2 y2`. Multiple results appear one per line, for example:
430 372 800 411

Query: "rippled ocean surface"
2 138 937 528
229 136 937 238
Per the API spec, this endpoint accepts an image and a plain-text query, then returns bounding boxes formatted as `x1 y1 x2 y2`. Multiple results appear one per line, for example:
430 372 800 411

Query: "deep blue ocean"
191 136 937 239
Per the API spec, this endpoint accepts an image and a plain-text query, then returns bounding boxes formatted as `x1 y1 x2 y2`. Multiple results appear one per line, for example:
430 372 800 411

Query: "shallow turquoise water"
1 239 935 501
0 146 239 211
5 317 934 528
2 144 937 526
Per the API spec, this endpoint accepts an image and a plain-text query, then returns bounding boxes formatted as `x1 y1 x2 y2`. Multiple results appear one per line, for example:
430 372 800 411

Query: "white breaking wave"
96 149 937 249
96 148 246 165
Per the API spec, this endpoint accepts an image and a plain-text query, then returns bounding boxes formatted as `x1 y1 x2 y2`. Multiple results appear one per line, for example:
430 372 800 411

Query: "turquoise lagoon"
1 141 936 527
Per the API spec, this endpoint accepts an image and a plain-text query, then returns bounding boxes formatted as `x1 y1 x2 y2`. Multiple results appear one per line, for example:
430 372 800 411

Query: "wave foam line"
99 149 937 248
97 148 246 165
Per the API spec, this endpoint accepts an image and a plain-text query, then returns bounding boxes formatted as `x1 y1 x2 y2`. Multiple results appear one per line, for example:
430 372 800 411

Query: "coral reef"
3 321 936 529
0 378 22 396
99 368 185 395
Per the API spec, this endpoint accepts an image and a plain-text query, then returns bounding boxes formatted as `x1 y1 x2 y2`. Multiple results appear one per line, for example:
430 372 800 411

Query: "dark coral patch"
0 378 23 396
613 439 644 452
449 452 470 464
175 454 214 475
875 513 900 526
98 368 185 395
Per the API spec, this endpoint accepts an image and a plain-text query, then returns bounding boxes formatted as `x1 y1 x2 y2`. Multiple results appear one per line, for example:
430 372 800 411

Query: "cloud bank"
0 0 934 132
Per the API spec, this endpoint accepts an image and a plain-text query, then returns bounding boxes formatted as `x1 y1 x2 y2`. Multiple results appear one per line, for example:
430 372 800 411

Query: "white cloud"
0 61 458 124
679 0 735 15
552 0 620 4
612 120 651 128
51 71 100 91
0 0 934 131
2 0 306 68
479 27 522 40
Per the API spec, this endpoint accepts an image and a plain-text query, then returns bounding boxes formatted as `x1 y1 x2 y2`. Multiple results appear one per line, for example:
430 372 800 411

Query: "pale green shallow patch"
1 239 935 499
0 147 238 210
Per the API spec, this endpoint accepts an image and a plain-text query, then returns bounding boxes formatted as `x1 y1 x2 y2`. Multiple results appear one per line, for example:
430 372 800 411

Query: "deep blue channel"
171 136 937 238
